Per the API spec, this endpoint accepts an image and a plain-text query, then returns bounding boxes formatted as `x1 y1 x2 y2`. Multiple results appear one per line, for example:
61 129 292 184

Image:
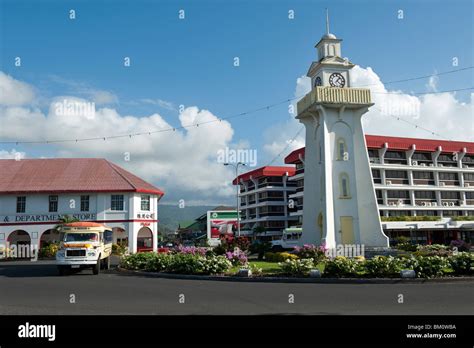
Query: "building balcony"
297 87 372 114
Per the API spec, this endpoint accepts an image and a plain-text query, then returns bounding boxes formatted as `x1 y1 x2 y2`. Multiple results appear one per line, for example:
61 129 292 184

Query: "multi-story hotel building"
284 135 474 245
0 158 164 253
233 166 297 239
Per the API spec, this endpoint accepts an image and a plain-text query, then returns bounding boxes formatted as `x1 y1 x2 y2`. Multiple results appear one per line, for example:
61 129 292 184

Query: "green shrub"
264 252 298 262
399 255 451 278
414 244 452 257
448 252 474 275
120 252 156 270
121 252 232 275
323 256 364 278
451 216 474 221
112 243 127 255
397 242 418 252
279 258 315 276
39 243 59 258
144 253 172 272
364 256 403 278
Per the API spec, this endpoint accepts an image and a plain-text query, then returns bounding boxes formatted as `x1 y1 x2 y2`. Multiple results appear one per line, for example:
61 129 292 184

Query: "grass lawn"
228 260 325 276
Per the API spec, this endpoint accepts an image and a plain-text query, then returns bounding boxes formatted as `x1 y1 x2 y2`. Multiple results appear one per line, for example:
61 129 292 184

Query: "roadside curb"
116 267 474 284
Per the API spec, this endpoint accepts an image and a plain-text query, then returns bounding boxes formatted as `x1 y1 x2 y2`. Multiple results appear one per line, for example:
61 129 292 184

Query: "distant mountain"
158 204 215 232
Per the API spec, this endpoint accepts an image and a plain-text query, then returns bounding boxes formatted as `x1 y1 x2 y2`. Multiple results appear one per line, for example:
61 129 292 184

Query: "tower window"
339 173 351 198
337 138 348 161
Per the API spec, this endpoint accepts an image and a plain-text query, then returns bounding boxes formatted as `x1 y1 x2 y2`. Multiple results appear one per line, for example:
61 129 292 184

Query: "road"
0 260 473 315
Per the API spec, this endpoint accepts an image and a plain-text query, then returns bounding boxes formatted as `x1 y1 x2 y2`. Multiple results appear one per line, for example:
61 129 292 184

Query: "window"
413 171 434 179
414 191 436 199
339 173 350 198
49 195 58 212
80 195 90 212
16 196 26 213
141 195 150 211
337 138 347 161
441 191 460 199
111 195 124 211
464 173 474 181
439 172 458 180
412 152 431 161
387 190 410 199
385 151 405 159
385 170 408 179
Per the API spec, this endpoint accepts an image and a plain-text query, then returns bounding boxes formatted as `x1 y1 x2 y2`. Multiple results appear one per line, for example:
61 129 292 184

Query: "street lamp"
224 162 246 237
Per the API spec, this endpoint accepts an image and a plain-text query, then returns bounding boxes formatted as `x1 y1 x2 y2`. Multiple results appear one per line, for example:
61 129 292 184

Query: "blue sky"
0 0 473 204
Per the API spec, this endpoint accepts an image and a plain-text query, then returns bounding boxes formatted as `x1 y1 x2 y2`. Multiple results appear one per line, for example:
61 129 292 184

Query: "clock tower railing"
297 86 373 114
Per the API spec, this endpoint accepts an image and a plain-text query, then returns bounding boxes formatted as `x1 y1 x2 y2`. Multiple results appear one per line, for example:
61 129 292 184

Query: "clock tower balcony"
297 86 373 115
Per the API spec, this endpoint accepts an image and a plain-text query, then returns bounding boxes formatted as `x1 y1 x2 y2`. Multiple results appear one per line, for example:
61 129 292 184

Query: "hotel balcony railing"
297 87 372 113
414 200 438 207
413 179 435 185
385 178 409 185
466 200 474 205
296 168 305 175
258 182 284 188
248 200 256 205
259 212 286 217
296 186 304 193
440 199 462 207
258 197 284 202
439 180 460 186
386 198 411 206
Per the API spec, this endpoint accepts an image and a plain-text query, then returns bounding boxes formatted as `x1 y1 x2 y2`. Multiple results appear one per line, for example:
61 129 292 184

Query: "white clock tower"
297 11 389 248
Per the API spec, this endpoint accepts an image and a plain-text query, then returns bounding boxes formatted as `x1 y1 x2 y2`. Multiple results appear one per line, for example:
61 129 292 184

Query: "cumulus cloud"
263 65 474 164
0 72 35 106
0 149 26 160
0 73 239 204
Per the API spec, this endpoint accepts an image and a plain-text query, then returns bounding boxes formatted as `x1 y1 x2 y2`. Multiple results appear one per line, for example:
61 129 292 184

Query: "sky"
0 0 473 205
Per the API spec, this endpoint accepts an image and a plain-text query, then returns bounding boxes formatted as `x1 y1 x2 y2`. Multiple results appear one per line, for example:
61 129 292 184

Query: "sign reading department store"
2 213 97 223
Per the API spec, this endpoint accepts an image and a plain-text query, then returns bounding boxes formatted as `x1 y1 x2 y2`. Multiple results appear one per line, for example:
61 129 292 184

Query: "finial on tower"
322 9 336 39
326 8 330 35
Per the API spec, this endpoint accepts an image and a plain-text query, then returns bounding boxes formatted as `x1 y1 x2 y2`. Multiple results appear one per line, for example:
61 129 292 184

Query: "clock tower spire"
308 10 354 89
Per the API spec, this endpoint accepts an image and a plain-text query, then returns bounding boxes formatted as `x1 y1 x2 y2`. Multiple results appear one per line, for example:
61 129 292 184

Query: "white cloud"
262 65 474 163
0 73 240 204
0 149 26 160
0 72 35 106
139 98 175 111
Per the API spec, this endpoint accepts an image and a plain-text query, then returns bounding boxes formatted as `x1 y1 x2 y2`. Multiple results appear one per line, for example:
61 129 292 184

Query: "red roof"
0 158 164 196
285 135 474 164
233 166 295 184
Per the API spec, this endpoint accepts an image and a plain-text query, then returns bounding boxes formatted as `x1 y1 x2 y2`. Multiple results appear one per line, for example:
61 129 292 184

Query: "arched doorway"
7 230 31 259
40 229 61 248
137 227 153 252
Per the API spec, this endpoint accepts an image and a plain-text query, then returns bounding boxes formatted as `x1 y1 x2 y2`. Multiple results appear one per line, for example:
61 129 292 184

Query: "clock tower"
296 11 389 249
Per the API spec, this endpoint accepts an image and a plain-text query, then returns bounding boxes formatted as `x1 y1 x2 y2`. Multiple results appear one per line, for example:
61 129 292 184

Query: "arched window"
337 138 348 161
340 173 351 198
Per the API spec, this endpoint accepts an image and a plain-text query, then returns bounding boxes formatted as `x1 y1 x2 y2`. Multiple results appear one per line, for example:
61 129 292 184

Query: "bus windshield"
64 233 99 242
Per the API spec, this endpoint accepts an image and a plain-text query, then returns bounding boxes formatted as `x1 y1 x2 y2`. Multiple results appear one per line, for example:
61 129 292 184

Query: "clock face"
329 73 345 88
314 76 322 87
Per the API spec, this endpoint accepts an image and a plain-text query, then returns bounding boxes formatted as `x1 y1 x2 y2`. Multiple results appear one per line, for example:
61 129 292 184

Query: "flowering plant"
225 248 248 265
293 244 327 263
175 245 207 256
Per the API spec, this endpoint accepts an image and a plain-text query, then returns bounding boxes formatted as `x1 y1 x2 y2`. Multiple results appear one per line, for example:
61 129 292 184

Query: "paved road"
0 260 472 315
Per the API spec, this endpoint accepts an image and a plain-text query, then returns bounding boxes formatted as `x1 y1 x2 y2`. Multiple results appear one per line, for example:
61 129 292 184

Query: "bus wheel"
105 256 111 270
93 258 100 275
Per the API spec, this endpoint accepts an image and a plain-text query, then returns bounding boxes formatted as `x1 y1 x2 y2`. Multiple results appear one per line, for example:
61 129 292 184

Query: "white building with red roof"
0 158 164 253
